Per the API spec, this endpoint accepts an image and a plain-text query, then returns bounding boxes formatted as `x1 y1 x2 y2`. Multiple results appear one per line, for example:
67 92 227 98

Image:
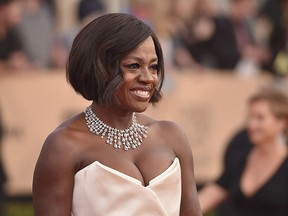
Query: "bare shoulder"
138 113 182 130
33 113 86 215
156 120 191 156
137 114 191 156
36 113 86 170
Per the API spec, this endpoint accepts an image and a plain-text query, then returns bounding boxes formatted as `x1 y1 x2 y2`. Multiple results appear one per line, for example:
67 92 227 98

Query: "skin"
199 100 288 214
33 37 202 216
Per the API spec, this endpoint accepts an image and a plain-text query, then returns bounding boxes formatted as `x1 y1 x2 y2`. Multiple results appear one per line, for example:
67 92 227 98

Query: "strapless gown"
71 158 181 216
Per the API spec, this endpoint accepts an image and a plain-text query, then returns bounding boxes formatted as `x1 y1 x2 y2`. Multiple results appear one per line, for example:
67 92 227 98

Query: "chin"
249 135 264 146
132 105 149 113
131 100 151 112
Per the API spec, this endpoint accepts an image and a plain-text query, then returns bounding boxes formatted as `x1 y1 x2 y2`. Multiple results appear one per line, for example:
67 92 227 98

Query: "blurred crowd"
1 1 288 215
163 0 288 77
0 0 105 73
0 0 287 77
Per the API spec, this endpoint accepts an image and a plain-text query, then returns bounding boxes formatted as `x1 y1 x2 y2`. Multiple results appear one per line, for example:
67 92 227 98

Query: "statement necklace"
84 106 148 151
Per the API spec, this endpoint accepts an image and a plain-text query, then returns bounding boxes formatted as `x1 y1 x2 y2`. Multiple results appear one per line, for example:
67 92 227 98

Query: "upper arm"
164 122 202 216
33 131 76 216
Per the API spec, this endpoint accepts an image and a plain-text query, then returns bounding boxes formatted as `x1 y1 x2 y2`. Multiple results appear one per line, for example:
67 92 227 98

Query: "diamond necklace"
84 106 148 151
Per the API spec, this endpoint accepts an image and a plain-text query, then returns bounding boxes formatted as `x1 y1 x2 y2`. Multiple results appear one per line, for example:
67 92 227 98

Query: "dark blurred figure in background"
152 0 200 71
0 0 32 73
199 88 288 216
174 0 269 75
259 0 288 76
200 129 252 216
15 0 56 68
0 110 7 215
172 0 216 71
52 0 105 68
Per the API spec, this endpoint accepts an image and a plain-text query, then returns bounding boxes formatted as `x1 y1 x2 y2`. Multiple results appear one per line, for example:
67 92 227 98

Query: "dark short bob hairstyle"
67 13 164 105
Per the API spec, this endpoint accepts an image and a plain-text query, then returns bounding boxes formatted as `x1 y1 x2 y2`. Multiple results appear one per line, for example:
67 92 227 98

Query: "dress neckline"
239 155 288 199
75 157 179 187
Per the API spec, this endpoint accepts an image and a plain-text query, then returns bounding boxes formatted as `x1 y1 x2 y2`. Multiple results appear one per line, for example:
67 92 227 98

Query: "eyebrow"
122 56 158 63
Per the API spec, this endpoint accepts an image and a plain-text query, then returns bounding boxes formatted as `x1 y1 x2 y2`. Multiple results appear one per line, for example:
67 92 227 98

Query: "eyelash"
150 64 160 72
126 63 140 69
125 63 160 72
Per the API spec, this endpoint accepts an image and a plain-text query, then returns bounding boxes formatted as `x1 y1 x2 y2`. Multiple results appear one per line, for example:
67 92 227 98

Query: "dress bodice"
71 158 181 216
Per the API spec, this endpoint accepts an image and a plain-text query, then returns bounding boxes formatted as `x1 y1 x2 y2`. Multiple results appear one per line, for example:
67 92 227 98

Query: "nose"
138 67 154 83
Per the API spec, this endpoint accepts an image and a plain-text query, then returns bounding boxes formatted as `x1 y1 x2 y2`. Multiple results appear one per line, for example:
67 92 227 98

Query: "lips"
130 88 152 100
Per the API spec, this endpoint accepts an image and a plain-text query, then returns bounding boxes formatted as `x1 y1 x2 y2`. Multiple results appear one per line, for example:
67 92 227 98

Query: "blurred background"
0 0 287 215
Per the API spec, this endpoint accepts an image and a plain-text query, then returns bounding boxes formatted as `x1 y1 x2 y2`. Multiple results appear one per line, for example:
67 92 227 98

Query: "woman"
33 13 202 216
199 88 288 216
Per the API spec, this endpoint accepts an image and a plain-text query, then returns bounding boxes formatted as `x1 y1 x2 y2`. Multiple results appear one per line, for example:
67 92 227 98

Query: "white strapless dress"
71 158 181 216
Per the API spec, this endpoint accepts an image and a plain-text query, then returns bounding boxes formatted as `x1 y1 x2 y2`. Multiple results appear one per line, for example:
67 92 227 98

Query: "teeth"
132 90 150 97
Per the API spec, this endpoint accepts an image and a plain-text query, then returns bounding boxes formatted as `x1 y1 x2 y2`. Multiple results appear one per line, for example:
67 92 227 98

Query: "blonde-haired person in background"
199 88 288 216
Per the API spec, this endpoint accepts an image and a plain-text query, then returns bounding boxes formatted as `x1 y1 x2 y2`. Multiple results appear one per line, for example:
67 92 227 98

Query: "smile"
131 90 151 99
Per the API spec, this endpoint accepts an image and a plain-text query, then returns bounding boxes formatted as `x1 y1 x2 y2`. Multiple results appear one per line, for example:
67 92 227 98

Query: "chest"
231 156 288 207
241 156 284 196
75 136 176 187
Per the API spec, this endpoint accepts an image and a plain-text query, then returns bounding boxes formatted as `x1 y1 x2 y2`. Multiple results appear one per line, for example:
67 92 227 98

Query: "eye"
125 63 140 70
150 64 160 72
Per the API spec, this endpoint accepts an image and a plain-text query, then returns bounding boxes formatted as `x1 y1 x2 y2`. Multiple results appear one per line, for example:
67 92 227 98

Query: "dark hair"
0 0 13 5
67 13 164 105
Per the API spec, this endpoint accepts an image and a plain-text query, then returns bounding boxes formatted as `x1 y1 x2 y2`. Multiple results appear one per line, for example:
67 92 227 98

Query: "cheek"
115 75 134 101
122 72 137 84
262 117 282 134
115 85 129 100
248 117 280 142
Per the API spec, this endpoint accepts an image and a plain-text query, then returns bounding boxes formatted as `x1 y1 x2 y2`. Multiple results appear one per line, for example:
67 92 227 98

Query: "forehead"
250 100 272 112
122 36 157 60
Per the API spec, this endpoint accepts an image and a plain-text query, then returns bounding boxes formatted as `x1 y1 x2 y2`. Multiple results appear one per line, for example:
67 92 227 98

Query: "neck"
254 138 286 156
91 102 134 129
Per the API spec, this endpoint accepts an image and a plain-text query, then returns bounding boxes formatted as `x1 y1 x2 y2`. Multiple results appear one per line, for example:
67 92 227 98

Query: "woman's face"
115 36 159 113
247 100 285 145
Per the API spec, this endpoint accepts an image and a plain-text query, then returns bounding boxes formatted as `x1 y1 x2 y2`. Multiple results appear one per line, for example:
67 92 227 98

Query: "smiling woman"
117 37 159 113
67 13 164 105
199 88 288 216
32 13 202 216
